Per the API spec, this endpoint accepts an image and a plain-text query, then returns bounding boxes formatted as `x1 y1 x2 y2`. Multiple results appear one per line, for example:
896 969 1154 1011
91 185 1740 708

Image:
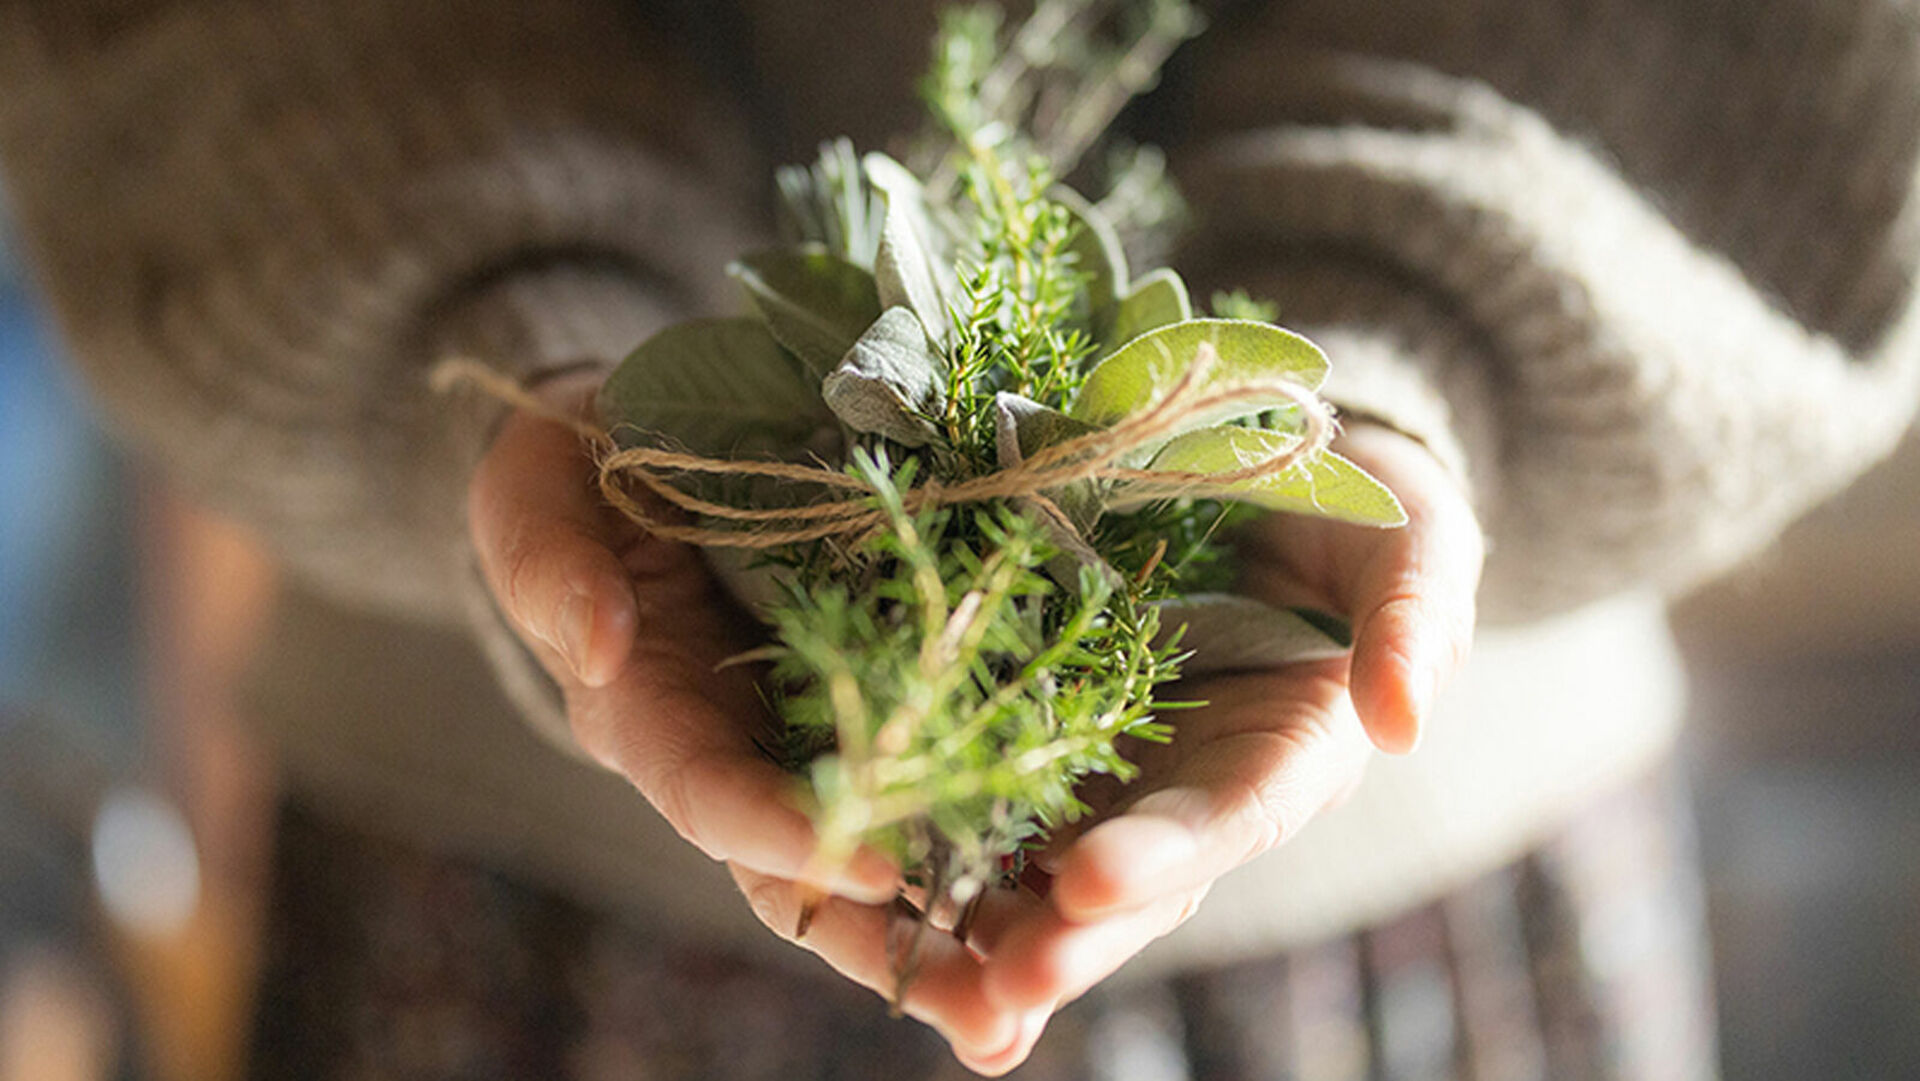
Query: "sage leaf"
867 153 955 346
1108 267 1192 348
995 393 1106 533
992 392 1101 469
875 206 955 346
861 151 924 201
596 316 834 458
822 306 947 446
1055 186 1129 333
1017 496 1120 591
1137 425 1407 526
1153 593 1353 674
1070 319 1330 442
728 246 881 379
775 138 883 268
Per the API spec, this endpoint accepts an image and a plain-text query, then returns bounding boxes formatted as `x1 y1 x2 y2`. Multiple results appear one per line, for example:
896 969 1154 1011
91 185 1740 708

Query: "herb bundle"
594 0 1405 960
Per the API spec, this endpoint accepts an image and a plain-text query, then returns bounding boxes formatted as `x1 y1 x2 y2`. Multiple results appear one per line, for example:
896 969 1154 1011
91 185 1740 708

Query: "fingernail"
1414 667 1441 746
555 591 593 680
1380 630 1438 755
1401 650 1441 753
795 883 826 939
1400 680 1431 751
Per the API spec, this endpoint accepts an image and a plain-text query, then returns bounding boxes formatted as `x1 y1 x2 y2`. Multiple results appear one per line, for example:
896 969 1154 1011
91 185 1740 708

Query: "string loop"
432 342 1336 550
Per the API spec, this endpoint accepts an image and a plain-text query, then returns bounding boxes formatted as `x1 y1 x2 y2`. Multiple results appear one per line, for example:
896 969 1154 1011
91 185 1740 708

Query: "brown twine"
431 341 1335 550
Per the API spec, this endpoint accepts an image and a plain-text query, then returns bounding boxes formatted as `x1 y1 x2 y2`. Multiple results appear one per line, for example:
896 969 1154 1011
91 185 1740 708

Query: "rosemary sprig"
767 450 1178 907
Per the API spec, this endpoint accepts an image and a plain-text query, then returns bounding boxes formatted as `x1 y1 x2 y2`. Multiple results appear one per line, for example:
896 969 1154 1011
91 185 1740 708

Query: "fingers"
1047 669 1372 922
472 396 895 900
566 631 899 902
731 866 1045 1073
731 675 1352 1072
1331 426 1485 754
971 882 1210 1015
732 866 1202 1072
470 400 650 688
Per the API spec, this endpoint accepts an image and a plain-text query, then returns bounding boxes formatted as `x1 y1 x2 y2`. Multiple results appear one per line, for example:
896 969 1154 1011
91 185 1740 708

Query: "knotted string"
431 341 1336 550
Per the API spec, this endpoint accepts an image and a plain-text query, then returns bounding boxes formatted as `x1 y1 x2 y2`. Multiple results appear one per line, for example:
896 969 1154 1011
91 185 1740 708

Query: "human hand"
466 376 901 904
472 388 1480 1073
468 380 1105 1061
733 422 1483 1074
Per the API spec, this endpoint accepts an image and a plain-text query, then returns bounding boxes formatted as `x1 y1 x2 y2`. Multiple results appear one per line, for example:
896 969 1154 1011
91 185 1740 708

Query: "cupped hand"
472 383 1034 1058
467 376 899 900
734 423 1483 1074
472 390 1482 1075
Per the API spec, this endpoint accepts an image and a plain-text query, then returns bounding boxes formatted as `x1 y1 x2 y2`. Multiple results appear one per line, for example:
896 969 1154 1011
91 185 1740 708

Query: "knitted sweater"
4 0 1917 970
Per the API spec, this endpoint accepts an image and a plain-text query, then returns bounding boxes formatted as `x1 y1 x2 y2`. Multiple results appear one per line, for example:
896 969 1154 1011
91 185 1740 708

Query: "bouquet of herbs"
593 0 1405 955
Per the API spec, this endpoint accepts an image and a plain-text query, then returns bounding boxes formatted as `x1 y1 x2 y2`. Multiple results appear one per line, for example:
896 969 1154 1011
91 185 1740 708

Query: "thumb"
1338 426 1484 754
469 385 652 688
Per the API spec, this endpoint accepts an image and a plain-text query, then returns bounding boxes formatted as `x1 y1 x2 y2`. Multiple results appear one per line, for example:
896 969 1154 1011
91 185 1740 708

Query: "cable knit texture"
1178 11 1920 617
3 0 1918 958
0 0 756 621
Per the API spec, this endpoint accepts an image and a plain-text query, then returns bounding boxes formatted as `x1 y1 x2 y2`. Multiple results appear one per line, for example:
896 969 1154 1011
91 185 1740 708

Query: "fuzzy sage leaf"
992 392 1101 468
1136 425 1408 526
1056 185 1130 332
822 306 948 446
869 155 956 345
1071 319 1330 442
1154 594 1353 674
728 246 882 379
596 316 834 457
1107 267 1193 349
995 392 1106 533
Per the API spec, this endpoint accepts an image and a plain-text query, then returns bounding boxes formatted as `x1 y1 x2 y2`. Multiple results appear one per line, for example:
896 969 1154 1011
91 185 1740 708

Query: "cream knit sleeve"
1174 31 1920 622
0 0 758 625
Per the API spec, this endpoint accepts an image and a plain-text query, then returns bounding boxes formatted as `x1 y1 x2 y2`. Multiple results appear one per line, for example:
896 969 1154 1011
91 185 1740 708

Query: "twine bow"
432 342 1335 550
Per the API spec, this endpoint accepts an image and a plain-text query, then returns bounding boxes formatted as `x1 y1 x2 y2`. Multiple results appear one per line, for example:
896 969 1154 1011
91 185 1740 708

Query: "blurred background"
3 195 1919 1080
1669 430 1920 1081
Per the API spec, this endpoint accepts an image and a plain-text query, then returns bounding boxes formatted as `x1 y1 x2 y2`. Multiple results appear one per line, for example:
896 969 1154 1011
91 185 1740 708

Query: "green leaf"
728 246 882 379
867 154 955 345
1019 496 1120 590
1139 425 1407 526
1153 594 1352 673
992 392 1101 468
861 152 923 200
822 307 947 446
1107 267 1192 349
1070 319 1329 438
597 316 834 458
1054 186 1129 331
995 394 1106 535
775 139 884 268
